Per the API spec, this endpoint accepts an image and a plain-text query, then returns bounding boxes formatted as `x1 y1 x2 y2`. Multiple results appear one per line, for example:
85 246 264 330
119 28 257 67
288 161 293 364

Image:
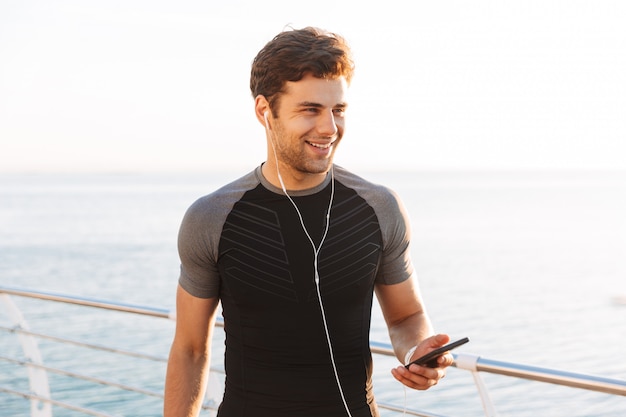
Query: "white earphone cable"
269 125 352 417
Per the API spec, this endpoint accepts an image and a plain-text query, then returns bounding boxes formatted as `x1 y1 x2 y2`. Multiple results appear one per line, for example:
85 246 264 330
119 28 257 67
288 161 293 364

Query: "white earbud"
263 111 270 131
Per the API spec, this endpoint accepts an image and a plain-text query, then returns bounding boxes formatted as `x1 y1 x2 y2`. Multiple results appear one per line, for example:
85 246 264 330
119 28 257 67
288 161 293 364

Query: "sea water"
1 170 625 417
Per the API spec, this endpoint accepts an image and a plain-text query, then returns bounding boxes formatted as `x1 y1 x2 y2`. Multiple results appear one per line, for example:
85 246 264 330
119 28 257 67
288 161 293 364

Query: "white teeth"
309 142 332 149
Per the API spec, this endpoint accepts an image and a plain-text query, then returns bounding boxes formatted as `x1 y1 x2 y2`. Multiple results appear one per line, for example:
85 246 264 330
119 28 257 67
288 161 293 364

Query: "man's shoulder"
185 168 261 218
334 165 399 201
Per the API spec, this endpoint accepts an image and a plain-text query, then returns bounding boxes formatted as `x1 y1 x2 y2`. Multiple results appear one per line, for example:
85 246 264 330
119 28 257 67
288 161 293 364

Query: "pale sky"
1 1 625 173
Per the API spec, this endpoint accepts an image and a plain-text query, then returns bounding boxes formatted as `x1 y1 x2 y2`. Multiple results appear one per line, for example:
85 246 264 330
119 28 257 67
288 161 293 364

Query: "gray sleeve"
177 195 223 298
335 167 415 285
366 186 414 285
177 170 258 298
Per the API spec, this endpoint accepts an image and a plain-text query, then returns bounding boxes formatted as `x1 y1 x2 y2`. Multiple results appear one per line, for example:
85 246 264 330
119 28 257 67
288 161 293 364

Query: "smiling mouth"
307 141 334 149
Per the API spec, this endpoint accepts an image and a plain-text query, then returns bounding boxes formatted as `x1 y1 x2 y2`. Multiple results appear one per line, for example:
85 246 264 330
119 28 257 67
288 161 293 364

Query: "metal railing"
1 284 625 417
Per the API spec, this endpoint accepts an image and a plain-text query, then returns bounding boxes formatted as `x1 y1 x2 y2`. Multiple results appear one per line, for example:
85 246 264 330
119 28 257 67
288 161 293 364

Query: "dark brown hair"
250 27 354 114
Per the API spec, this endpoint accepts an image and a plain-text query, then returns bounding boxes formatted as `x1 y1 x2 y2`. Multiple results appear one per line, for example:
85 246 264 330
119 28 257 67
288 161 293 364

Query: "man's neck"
261 162 329 191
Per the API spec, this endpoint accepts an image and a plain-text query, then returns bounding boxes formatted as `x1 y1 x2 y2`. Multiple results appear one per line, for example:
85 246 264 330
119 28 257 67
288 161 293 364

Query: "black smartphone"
405 337 470 368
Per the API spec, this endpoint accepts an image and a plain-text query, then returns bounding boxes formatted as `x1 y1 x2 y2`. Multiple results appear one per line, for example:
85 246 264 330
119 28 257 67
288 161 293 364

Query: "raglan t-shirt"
178 164 415 417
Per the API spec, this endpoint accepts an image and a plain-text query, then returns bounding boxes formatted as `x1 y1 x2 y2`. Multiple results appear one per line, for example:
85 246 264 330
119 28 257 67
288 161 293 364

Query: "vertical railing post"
0 294 53 417
454 353 499 417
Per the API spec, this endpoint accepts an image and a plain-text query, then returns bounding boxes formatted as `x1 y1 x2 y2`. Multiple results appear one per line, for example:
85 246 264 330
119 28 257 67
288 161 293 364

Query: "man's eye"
333 108 346 116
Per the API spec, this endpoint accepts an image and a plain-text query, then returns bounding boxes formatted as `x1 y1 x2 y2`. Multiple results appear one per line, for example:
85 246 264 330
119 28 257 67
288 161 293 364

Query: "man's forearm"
164 348 209 417
388 311 434 362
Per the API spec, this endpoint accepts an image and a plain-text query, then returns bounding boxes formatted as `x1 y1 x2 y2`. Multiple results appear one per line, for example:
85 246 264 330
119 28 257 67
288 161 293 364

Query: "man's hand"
390 334 454 390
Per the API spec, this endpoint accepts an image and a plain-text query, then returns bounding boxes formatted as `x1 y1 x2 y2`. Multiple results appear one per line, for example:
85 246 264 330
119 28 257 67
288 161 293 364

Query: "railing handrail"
2 284 626 417
0 284 175 320
455 352 626 397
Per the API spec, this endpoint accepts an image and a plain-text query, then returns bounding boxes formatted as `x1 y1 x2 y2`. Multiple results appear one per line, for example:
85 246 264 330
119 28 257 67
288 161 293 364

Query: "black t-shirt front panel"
217 180 382 417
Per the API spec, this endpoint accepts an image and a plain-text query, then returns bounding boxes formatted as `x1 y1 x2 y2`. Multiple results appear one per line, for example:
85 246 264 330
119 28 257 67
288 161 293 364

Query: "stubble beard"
273 129 340 176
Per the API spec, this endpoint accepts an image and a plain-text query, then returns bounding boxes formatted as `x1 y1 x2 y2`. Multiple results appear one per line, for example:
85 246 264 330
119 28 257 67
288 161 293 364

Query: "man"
164 26 453 417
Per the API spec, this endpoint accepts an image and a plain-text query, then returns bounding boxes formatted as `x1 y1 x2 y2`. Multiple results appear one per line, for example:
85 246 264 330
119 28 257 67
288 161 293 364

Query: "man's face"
269 74 348 178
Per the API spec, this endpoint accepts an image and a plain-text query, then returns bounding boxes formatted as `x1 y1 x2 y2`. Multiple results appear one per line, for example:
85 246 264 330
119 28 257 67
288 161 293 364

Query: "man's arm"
164 284 220 417
375 275 452 390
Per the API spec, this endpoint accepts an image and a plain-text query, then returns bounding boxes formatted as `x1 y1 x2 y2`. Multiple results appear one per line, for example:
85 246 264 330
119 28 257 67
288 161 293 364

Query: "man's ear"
254 95 271 127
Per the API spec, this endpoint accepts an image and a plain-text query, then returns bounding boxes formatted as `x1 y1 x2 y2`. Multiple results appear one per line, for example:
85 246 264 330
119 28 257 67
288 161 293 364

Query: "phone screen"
405 337 469 368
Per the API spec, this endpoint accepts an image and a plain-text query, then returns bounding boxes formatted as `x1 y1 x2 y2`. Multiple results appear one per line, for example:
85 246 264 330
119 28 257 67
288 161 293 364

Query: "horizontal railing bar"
372 340 626 397
0 386 120 417
0 385 450 417
370 340 395 357
376 401 450 417
476 356 626 397
0 325 168 363
0 354 218 411
0 285 174 319
0 355 164 399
